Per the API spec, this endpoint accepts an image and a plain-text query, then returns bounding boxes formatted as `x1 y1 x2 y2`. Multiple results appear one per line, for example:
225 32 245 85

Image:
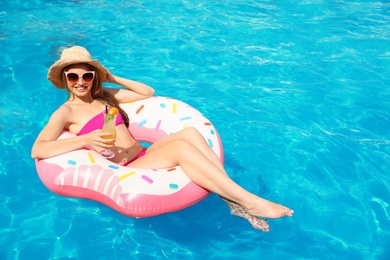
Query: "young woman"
32 46 293 231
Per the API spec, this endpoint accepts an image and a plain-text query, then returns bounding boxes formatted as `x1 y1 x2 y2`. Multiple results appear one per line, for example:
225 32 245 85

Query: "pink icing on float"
35 96 224 218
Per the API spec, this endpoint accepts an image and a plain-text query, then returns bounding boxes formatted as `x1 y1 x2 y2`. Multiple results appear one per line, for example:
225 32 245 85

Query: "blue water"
1 0 389 259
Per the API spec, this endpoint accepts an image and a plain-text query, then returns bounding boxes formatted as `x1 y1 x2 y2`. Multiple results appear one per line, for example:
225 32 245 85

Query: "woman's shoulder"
55 103 72 115
50 103 84 132
49 103 75 123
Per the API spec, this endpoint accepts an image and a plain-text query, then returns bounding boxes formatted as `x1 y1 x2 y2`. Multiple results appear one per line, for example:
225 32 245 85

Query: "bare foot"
245 197 294 219
224 199 270 232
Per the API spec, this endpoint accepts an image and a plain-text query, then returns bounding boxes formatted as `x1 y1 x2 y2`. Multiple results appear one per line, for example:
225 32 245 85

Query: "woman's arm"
104 74 155 103
31 106 114 159
31 107 81 159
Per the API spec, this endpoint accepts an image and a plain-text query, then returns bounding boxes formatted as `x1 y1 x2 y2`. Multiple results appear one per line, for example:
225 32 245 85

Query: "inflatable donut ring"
35 96 224 218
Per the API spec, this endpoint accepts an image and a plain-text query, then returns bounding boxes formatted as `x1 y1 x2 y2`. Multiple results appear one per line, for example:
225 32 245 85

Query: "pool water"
1 0 389 259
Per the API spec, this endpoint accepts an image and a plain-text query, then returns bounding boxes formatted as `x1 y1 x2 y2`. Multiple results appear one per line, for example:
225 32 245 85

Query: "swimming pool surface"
1 0 389 259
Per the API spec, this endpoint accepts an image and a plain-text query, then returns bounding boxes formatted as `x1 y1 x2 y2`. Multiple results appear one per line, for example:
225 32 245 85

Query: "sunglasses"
64 71 95 83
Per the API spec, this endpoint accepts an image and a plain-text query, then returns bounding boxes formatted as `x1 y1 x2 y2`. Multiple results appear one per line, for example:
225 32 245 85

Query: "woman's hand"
82 130 116 151
105 70 116 83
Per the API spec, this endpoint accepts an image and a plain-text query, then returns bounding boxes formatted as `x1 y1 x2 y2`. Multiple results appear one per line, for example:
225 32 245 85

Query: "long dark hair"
62 64 130 127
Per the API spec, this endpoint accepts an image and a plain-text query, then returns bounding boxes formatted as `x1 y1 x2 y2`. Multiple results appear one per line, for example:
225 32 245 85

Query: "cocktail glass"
100 112 117 159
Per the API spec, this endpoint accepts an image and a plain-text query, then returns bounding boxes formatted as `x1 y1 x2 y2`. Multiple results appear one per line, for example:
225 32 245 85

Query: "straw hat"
48 46 109 88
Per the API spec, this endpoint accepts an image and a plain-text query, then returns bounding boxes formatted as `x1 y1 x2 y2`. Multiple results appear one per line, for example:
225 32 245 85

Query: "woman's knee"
181 127 204 140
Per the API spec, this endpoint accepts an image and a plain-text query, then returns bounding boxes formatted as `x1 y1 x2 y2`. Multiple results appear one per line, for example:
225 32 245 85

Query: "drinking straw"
106 105 108 114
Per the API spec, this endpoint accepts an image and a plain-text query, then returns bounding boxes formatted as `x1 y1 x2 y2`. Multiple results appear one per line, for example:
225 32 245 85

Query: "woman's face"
64 64 95 97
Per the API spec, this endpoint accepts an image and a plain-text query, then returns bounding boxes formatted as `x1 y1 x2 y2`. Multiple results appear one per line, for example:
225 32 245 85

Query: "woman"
32 46 293 231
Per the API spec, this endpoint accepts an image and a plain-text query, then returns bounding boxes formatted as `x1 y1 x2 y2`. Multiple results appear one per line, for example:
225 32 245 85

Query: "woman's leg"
128 138 293 219
145 127 290 227
147 127 225 173
147 128 272 230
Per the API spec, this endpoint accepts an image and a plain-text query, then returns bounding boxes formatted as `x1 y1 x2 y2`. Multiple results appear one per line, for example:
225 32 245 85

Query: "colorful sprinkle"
169 183 179 190
204 122 212 126
210 129 215 135
119 171 136 181
138 119 147 127
167 167 176 172
180 116 192 121
141 175 153 184
87 152 95 164
136 105 145 114
160 103 166 108
67 160 76 166
155 119 162 132
109 165 119 170
172 103 177 113
207 138 214 148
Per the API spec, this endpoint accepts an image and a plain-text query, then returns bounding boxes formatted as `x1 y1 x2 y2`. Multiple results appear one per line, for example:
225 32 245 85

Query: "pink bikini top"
77 111 125 136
